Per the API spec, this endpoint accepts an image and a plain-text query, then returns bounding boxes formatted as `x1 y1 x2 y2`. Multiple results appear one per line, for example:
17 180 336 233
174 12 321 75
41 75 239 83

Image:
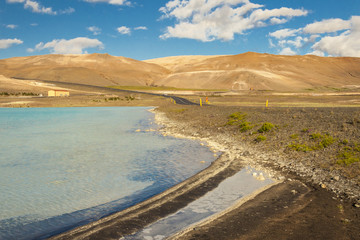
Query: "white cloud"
0 38 23 49
134 26 148 30
6 0 74 15
269 28 300 39
279 47 296 55
83 0 130 5
286 36 305 48
303 18 351 34
270 17 287 25
29 37 104 54
24 0 56 15
268 16 360 57
306 50 325 57
159 0 308 41
87 26 101 35
309 16 360 57
6 24 18 29
117 26 131 35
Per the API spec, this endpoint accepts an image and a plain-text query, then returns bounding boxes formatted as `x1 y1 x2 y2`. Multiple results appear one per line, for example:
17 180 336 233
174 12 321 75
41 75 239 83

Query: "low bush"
258 122 275 133
255 135 266 142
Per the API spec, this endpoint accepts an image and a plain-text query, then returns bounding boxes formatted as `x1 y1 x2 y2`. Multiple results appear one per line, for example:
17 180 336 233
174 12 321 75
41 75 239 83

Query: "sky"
0 0 359 60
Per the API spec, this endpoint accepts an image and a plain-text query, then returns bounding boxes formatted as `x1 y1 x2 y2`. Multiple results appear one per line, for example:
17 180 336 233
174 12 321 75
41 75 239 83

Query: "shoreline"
50 107 280 240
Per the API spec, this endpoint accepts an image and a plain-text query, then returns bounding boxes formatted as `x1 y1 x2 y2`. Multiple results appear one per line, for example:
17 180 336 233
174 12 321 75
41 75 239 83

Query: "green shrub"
258 122 275 133
239 121 254 132
226 112 247 125
255 135 266 142
301 128 309 133
337 151 360 166
288 143 313 152
290 134 299 139
310 133 323 140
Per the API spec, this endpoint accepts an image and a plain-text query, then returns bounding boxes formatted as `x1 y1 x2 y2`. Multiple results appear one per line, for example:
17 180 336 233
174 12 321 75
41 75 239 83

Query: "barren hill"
0 53 169 87
1 52 360 92
146 52 360 91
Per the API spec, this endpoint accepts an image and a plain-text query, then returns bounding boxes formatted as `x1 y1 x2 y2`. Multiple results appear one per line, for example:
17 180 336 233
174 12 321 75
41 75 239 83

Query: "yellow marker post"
266 99 269 108
200 98 202 107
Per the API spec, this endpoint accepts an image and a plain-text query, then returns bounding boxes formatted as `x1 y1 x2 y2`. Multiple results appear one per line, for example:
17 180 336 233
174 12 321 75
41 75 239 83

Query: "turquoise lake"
0 107 217 239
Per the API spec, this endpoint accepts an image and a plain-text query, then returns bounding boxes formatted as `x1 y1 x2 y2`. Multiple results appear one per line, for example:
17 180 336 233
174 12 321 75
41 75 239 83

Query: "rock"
334 176 340 181
320 183 326 189
354 203 360 208
291 190 297 195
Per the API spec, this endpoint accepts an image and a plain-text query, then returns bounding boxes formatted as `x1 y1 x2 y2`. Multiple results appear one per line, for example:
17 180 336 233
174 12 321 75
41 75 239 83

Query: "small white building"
48 90 70 97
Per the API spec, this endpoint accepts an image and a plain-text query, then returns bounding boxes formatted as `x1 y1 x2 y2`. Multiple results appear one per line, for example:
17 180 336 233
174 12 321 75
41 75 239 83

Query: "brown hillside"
146 52 360 91
0 53 170 87
1 52 359 91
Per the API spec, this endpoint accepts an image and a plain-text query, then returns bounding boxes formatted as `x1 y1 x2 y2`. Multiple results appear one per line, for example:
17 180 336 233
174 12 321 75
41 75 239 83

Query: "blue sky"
0 0 359 60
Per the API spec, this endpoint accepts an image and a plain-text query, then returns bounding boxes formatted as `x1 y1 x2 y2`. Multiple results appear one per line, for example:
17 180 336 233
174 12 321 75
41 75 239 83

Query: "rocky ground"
156 103 360 240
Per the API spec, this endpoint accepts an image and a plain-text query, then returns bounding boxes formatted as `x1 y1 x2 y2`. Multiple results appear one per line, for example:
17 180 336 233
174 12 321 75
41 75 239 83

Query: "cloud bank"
159 0 308 41
0 38 23 49
83 0 130 5
269 16 360 57
28 37 104 54
6 0 74 15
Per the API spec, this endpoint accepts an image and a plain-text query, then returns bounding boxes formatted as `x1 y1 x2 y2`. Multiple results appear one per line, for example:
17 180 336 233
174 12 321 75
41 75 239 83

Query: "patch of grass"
258 122 275 133
310 133 335 150
339 139 349 145
301 128 310 133
290 134 299 139
0 92 39 96
255 135 266 142
310 133 323 140
239 121 254 132
108 85 228 92
288 132 335 152
226 112 247 125
225 112 254 133
288 142 313 152
337 143 360 166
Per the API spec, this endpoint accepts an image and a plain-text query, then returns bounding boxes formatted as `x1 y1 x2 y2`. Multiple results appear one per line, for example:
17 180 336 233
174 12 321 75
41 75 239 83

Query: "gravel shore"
155 104 360 240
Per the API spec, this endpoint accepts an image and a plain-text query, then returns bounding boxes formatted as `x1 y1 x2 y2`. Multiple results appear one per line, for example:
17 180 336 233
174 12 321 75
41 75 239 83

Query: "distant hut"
48 90 70 97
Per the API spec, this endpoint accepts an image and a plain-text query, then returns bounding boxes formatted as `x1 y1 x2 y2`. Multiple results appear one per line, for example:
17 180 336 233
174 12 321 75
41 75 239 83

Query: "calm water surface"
0 107 217 239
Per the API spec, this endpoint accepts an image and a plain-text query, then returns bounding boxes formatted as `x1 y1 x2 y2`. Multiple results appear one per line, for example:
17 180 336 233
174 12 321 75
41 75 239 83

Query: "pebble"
320 183 326 189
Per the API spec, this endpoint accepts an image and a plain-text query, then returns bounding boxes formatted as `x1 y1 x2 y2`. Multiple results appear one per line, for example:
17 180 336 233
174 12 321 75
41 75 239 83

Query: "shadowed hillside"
1 52 360 92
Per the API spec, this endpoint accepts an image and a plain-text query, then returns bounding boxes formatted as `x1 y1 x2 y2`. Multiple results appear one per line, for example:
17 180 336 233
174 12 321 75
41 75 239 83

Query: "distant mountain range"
1 52 360 92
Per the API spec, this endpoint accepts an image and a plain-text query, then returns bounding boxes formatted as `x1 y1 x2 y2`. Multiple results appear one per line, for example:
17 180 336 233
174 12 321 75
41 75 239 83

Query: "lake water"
0 107 218 240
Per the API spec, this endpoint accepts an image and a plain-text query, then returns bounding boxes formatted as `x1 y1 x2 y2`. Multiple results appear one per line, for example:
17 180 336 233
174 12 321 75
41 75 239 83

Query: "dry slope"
146 52 360 91
0 53 170 87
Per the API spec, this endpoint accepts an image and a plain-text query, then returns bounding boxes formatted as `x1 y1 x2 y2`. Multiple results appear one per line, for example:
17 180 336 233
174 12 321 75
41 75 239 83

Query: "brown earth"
0 54 169 87
1 52 360 92
157 103 360 240
146 52 360 91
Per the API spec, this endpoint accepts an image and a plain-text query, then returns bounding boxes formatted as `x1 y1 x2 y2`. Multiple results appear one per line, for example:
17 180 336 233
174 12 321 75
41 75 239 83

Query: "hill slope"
0 53 170 87
146 52 360 91
1 52 359 92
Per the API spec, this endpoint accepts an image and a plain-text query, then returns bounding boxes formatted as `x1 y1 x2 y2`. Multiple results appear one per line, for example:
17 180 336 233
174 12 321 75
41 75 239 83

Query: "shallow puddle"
123 167 273 240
